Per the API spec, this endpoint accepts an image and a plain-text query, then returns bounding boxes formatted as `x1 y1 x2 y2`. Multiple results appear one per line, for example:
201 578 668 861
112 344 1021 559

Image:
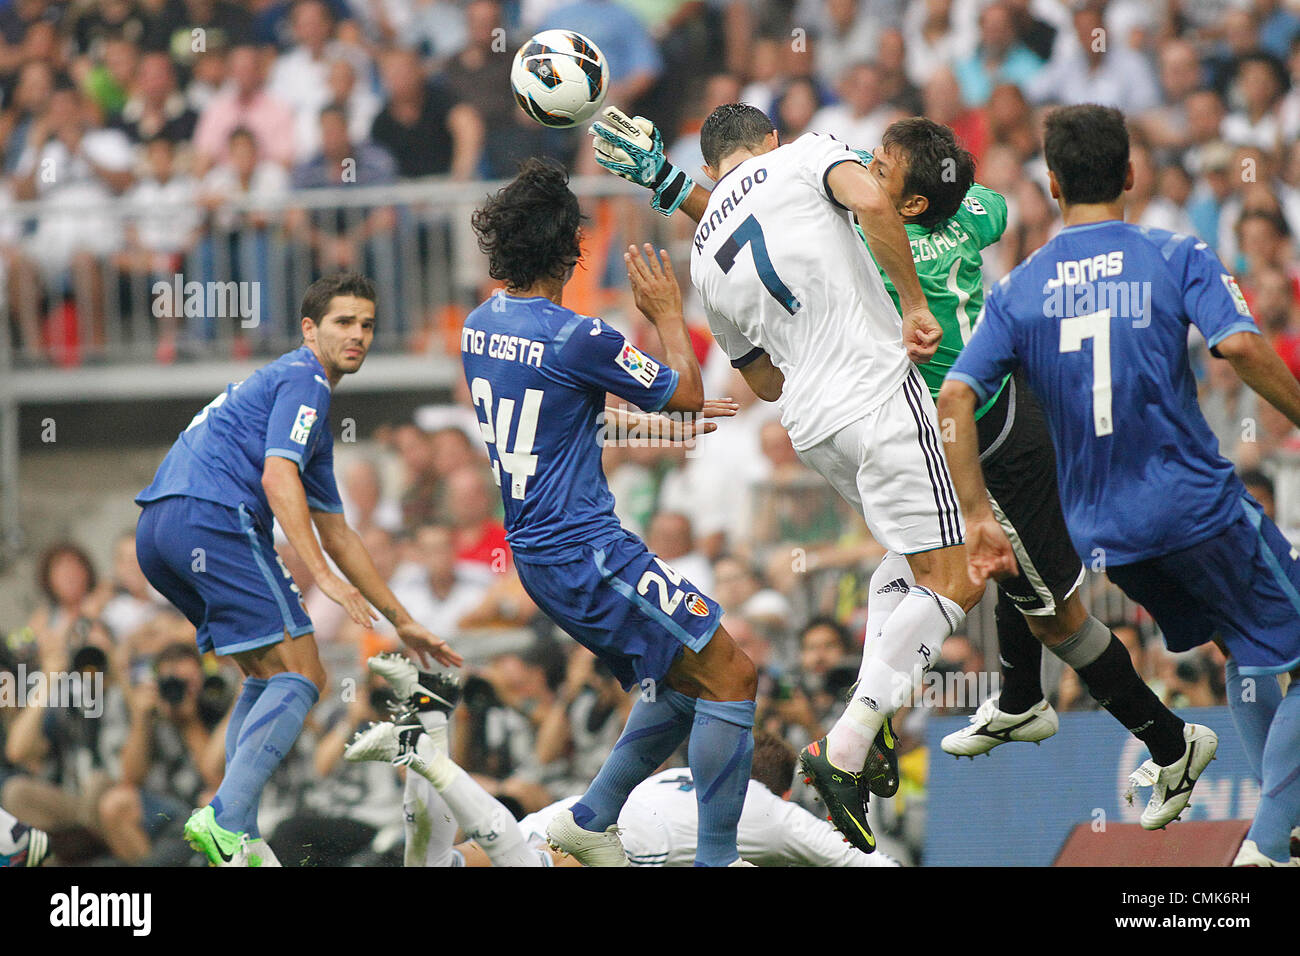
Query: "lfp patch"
290 405 318 445
616 343 660 388
1221 274 1252 316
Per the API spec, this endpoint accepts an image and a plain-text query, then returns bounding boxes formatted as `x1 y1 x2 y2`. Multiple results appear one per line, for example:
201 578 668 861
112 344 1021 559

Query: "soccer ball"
510 30 608 128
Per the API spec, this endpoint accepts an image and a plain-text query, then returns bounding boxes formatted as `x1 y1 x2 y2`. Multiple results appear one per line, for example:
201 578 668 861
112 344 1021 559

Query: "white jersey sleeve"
789 131 865 211
702 300 764 368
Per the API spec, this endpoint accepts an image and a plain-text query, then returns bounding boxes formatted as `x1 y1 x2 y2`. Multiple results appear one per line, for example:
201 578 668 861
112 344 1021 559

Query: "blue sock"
571 688 696 832
224 677 268 838
1224 659 1282 784
1247 679 1300 862
688 698 755 867
211 672 318 835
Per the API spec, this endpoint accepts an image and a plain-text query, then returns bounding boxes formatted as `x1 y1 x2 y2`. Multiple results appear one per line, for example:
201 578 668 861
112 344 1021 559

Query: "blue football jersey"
948 220 1261 566
137 346 344 529
460 293 680 560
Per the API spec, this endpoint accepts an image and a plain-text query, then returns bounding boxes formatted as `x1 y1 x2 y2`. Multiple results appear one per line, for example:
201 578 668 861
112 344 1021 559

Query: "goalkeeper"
591 111 1196 815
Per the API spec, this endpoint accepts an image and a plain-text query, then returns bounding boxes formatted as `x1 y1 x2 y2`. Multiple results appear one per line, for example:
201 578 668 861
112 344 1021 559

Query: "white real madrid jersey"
689 132 911 451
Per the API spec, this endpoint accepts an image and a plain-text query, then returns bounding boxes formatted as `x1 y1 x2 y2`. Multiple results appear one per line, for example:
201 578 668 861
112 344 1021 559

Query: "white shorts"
796 366 964 554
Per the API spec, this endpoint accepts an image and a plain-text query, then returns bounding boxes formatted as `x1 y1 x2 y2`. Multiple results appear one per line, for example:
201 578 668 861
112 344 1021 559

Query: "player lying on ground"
134 273 463 867
462 158 757 867
592 102 982 854
346 654 900 867
595 111 1198 814
941 104 1300 863
0 804 47 867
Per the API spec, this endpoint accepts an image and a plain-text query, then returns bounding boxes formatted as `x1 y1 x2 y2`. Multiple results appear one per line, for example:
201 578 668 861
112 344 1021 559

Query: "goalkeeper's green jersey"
856 170 1010 420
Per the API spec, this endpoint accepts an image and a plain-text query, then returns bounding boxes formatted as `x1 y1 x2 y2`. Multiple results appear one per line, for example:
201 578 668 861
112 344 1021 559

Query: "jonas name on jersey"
1041 249 1152 322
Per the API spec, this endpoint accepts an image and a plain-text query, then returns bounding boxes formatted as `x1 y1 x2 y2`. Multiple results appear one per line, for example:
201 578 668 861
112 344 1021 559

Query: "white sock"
826 584 964 770
403 738 459 867
247 838 281 867
412 746 542 867
862 552 914 653
417 710 449 754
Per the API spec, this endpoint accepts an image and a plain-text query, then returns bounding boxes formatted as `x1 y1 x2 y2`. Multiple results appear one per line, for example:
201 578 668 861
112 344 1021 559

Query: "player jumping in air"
594 110 1199 827
941 105 1300 863
462 158 757 867
135 273 463 867
592 104 982 854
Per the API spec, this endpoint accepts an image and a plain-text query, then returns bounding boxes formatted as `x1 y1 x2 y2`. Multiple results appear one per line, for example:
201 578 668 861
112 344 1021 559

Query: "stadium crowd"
4 0 1300 865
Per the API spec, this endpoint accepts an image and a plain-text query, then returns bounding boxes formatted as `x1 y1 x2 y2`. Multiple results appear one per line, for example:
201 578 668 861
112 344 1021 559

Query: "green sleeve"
956 184 1008 250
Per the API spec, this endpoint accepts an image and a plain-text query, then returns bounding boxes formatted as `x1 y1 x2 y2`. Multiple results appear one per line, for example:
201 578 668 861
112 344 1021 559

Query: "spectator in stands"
1 636 135 862
444 464 508 569
100 531 167 650
811 0 885 90
370 46 481 179
193 42 296 172
118 643 227 864
384 522 492 639
953 0 1042 108
810 62 901 150
116 50 198 147
797 616 856 731
533 645 633 800
269 0 373 163
10 80 135 359
1141 39 1208 151
443 0 542 179
539 0 662 114
645 511 713 594
1222 51 1287 152
24 542 113 661
116 134 203 361
1028 0 1160 113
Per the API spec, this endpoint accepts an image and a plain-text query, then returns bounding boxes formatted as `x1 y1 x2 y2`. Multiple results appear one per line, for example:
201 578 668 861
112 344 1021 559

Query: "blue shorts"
1107 497 1300 675
135 495 313 656
514 531 722 691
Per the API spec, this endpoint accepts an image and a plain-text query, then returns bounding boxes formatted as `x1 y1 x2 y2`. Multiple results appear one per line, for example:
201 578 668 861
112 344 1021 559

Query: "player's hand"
626 243 682 323
395 620 464 669
903 306 943 363
964 513 1018 587
591 106 694 216
672 398 740 441
318 573 377 629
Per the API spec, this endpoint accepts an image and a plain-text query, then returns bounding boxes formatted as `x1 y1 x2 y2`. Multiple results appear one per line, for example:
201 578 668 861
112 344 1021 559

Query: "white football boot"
1125 723 1218 829
940 695 1059 757
545 809 630 867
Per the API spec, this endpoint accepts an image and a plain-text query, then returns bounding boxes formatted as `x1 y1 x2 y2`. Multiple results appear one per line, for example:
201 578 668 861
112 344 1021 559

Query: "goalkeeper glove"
590 106 694 217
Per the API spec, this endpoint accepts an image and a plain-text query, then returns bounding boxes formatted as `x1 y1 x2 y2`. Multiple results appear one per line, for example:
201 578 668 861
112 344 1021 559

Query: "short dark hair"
700 103 776 168
471 157 584 291
37 542 97 605
1043 104 1129 205
749 729 797 795
1239 468 1275 499
155 642 202 669
300 272 377 324
881 117 976 230
801 615 852 653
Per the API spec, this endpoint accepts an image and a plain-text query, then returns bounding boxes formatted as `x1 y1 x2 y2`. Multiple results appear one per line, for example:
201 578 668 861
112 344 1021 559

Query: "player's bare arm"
826 161 941 363
936 379 1018 586
737 352 783 402
603 398 740 441
261 454 377 630
311 510 464 669
1214 330 1300 430
625 243 705 412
